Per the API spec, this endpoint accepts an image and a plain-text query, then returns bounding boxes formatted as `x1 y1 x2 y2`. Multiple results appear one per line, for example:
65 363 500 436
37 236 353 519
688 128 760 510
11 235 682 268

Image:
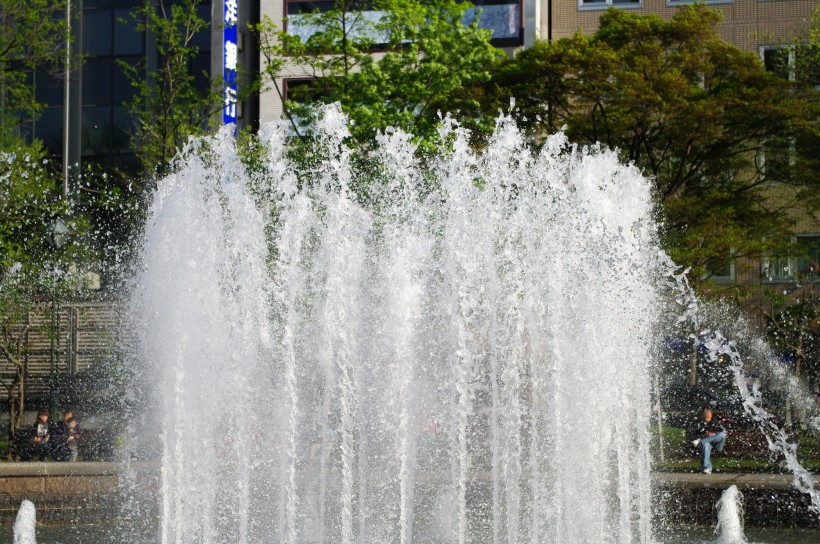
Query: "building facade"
258 0 817 122
21 1 818 299
24 1 815 176
255 0 817 316
27 0 259 180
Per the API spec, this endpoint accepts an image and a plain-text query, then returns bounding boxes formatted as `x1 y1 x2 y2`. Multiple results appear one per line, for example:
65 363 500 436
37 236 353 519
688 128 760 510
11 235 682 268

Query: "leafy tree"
0 0 71 147
763 280 819 390
484 6 820 284
121 0 222 177
0 268 32 451
0 143 94 446
759 238 819 425
256 0 501 145
785 4 820 88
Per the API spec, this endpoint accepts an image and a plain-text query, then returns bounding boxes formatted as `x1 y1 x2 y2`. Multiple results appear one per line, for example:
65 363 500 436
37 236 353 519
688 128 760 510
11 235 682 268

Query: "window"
760 44 820 87
287 5 388 46
756 136 792 184
79 3 153 172
666 0 731 5
286 0 523 47
757 45 819 185
578 0 641 11
464 0 523 46
706 253 736 284
762 235 820 283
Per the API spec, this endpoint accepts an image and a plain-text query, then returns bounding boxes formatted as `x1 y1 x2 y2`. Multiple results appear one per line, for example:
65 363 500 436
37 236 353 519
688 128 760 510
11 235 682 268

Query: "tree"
484 6 820 284
0 0 71 147
760 242 819 402
121 0 222 177
256 0 501 145
0 269 32 453
0 142 94 449
786 4 820 88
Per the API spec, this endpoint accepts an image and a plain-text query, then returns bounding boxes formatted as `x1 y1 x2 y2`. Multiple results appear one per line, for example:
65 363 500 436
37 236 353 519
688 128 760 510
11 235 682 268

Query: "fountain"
122 108 816 543
714 486 747 544
128 109 660 543
13 500 36 544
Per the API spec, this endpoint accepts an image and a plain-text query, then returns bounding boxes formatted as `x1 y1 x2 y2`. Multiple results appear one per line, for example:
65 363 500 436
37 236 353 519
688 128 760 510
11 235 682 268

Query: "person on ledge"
31 409 53 461
52 408 82 461
689 405 727 474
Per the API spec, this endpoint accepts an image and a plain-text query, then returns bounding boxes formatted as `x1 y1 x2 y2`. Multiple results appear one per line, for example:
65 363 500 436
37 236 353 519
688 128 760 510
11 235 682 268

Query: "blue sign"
223 0 239 126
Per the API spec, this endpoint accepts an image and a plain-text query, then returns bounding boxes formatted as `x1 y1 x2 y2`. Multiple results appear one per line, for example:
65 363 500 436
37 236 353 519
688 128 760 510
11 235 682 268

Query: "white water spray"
13 500 36 544
129 109 675 543
666 268 820 514
713 485 747 544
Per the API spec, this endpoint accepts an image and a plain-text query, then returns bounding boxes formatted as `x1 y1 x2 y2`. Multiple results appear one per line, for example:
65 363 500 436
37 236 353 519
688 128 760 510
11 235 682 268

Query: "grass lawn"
652 425 820 473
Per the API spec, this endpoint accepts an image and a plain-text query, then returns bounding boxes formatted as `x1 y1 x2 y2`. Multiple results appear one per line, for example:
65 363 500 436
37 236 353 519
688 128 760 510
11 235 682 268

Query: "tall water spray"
714 486 747 544
130 110 664 543
13 500 36 544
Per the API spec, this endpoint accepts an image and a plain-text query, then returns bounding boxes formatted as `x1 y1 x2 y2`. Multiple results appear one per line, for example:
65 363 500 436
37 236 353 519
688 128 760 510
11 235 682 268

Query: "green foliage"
485 6 820 284
256 0 500 145
0 143 88 277
762 276 819 389
0 0 70 148
0 142 98 437
120 0 222 177
0 140 128 310
0 141 142 427
794 5 820 87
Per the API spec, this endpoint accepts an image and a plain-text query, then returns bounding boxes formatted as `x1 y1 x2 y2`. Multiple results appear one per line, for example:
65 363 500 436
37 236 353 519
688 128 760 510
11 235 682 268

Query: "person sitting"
31 410 53 461
64 417 80 462
52 409 82 461
689 405 727 474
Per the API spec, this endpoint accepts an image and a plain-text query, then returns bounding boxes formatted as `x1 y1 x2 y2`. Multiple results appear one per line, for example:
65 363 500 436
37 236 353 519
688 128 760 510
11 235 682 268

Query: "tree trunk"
688 339 698 386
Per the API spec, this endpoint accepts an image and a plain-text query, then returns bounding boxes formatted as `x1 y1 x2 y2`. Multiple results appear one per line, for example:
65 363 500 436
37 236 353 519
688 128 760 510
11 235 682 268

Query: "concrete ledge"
0 461 159 477
0 462 123 477
656 473 819 528
655 472 798 490
0 462 160 527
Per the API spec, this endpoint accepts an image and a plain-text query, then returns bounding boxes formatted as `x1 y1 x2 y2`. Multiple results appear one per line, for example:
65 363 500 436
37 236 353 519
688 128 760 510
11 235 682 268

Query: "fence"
0 301 120 399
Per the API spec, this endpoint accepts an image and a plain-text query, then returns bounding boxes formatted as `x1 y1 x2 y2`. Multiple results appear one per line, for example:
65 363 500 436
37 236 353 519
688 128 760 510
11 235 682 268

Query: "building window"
762 235 820 283
80 3 148 170
757 46 819 185
667 0 731 5
706 253 736 284
285 0 523 47
760 44 820 87
578 0 641 11
465 0 523 47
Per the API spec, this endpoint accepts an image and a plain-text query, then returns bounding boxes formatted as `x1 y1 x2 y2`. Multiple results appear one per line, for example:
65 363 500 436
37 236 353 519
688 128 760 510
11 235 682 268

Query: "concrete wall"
551 0 816 54
0 463 817 529
0 462 159 527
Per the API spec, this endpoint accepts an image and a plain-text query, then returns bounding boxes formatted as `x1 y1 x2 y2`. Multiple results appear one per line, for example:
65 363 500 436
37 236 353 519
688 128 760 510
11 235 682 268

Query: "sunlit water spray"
128 107 816 543
714 486 747 544
13 500 36 544
665 268 820 515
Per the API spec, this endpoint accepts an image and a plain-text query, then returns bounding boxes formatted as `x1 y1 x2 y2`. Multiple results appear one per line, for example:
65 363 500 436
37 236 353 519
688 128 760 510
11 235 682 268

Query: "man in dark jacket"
690 406 727 474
